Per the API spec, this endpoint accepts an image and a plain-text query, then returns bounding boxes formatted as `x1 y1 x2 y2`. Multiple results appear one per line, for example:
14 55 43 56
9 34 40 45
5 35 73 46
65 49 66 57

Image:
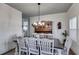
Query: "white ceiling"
7 3 72 16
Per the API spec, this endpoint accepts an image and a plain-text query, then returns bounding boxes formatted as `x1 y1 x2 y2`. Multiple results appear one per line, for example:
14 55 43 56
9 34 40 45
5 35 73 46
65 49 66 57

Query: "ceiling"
7 3 72 17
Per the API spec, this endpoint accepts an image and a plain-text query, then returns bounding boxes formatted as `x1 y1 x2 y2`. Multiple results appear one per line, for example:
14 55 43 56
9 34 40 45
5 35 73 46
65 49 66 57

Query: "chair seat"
29 48 39 55
41 51 53 55
54 48 67 55
30 49 39 53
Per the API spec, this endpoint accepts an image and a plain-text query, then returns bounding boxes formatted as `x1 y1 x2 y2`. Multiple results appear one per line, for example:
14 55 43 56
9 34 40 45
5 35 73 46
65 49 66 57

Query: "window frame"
68 16 78 42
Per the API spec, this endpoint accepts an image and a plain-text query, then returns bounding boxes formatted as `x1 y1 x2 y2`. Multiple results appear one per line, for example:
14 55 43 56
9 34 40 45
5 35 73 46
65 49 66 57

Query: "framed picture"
57 22 61 29
33 21 52 33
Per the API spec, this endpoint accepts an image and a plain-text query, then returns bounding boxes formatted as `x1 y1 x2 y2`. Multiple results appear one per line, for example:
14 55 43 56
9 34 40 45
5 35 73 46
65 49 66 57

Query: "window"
69 17 78 41
23 21 28 32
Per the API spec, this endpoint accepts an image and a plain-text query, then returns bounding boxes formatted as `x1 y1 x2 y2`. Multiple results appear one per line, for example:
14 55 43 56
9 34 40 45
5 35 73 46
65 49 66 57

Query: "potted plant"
62 30 68 46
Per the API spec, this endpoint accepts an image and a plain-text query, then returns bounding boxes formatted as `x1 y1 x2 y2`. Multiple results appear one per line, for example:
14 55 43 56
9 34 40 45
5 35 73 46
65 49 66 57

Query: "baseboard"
1 48 15 55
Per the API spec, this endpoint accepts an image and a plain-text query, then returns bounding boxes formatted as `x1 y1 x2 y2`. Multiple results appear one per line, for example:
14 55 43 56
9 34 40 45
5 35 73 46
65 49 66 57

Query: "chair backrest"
40 38 54 54
64 37 72 54
24 37 29 47
32 33 39 38
28 37 39 50
17 37 26 48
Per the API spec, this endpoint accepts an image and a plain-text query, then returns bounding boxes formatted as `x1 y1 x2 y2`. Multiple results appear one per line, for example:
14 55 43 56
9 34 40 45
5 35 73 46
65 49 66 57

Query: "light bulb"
38 21 42 25
42 22 45 25
34 22 37 26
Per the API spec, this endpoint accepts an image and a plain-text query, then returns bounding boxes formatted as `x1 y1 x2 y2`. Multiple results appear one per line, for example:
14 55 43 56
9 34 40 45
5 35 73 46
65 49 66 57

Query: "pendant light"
32 3 45 27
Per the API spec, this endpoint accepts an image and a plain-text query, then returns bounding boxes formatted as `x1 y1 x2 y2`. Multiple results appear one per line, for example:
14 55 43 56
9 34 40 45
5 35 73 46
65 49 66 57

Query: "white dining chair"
54 37 72 55
17 37 29 55
28 37 39 55
40 38 54 55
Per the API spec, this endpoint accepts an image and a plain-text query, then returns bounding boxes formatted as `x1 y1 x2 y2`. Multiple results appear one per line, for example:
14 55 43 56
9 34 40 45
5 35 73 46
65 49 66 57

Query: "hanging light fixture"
32 3 45 27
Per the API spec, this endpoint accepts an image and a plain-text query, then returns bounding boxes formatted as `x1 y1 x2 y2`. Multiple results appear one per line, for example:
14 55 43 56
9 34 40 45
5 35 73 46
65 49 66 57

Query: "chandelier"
32 3 45 27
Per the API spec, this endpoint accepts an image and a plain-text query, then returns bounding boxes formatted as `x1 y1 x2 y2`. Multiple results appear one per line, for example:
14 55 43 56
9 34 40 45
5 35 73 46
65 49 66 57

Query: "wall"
30 13 67 43
0 3 22 54
67 3 79 54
